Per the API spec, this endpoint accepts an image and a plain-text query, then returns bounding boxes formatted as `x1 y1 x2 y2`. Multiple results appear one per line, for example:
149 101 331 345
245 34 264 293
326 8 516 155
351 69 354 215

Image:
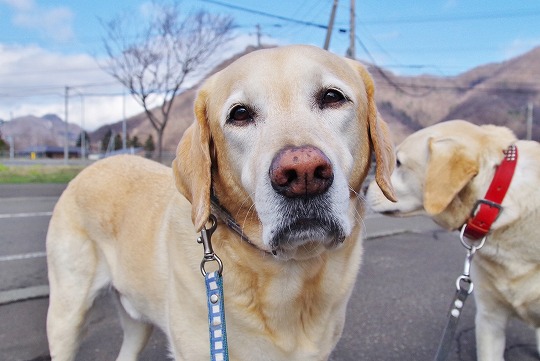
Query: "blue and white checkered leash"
198 215 229 361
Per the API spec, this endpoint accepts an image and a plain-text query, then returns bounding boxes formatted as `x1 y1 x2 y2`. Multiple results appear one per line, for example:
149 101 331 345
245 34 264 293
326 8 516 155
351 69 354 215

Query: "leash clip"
456 225 486 294
198 214 223 277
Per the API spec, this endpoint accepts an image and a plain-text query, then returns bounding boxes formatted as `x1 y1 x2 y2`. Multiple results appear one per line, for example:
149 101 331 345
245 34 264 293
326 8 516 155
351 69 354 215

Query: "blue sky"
0 0 539 130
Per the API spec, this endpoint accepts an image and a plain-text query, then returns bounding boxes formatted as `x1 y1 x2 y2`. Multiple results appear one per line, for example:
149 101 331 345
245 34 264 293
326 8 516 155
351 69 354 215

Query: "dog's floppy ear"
172 88 212 232
424 138 479 215
357 65 397 202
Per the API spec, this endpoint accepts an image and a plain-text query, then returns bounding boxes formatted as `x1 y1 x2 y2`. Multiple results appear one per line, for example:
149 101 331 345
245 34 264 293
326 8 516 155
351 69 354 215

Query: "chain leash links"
198 215 229 361
433 225 486 361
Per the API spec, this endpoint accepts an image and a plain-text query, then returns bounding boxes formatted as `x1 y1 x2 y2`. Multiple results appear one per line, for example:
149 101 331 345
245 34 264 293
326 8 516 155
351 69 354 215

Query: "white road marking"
0 251 47 262
0 211 52 219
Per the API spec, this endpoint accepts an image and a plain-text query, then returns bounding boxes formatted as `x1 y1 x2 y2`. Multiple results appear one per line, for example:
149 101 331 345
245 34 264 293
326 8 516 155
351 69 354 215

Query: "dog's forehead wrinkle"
217 49 357 98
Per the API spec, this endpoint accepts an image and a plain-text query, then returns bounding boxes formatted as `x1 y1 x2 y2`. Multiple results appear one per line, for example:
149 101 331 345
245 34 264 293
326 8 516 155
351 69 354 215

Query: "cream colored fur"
46 45 396 361
366 120 540 361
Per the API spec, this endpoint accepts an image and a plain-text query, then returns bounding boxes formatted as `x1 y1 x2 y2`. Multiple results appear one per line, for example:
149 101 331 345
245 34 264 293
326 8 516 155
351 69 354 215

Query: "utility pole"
8 136 13 160
256 24 262 48
64 86 69 165
346 0 356 59
527 102 534 140
80 95 86 160
122 91 127 151
324 0 339 50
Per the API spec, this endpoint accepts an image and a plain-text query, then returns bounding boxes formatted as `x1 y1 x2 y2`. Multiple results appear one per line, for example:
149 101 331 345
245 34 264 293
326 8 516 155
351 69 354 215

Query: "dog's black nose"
269 146 334 198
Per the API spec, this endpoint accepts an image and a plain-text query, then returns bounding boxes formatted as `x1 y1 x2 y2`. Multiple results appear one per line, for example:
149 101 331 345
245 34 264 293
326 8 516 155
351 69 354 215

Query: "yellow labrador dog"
46 45 396 361
366 120 540 361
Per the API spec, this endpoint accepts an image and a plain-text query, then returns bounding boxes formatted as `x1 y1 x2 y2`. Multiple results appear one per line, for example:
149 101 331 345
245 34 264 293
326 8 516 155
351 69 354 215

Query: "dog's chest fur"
473 214 540 326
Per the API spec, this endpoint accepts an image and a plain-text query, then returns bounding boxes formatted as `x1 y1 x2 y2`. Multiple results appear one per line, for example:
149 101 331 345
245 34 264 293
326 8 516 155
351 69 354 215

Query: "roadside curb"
365 227 442 240
366 229 424 240
0 285 50 305
364 214 441 241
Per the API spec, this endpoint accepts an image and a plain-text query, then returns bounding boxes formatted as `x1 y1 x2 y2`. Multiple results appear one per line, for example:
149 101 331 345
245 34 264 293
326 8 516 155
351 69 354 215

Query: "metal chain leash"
433 225 486 361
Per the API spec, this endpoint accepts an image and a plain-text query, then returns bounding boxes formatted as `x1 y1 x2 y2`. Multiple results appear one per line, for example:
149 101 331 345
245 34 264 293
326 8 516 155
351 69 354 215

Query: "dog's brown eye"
320 89 346 108
228 105 253 125
396 159 401 168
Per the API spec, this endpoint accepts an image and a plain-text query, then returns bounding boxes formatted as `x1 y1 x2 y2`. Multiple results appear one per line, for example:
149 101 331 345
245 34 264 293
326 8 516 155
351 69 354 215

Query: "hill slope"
1 114 81 152
372 46 540 142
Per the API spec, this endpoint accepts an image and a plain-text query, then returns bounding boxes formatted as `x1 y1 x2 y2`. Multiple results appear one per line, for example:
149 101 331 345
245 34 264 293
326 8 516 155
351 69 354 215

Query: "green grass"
0 164 85 184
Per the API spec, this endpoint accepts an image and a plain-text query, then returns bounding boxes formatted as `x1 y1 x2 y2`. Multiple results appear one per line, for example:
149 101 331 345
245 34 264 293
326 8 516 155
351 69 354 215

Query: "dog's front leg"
475 308 509 361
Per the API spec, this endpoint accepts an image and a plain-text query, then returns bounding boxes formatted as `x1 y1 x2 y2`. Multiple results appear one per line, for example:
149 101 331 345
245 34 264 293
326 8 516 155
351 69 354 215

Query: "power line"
375 82 540 93
354 34 434 97
0 67 111 78
353 34 540 96
201 0 346 31
2 80 118 88
359 9 540 25
0 84 195 99
276 0 329 39
356 23 449 76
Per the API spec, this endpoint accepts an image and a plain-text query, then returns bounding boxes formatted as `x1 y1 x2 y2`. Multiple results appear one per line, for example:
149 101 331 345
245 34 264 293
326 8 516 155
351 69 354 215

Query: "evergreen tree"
144 135 155 158
0 135 8 156
128 135 142 148
76 131 91 148
114 134 123 150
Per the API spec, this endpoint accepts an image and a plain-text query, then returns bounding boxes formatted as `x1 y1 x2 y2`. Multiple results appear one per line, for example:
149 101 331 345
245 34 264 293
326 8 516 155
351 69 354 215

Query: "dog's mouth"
266 199 347 260
270 217 345 248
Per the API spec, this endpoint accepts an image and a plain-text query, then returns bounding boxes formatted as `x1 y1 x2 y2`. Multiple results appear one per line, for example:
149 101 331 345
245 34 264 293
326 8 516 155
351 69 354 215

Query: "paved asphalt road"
0 184 538 361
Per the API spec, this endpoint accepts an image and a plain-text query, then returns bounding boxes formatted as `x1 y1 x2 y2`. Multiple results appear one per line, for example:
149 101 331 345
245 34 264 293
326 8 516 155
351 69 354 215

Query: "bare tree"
101 1 235 161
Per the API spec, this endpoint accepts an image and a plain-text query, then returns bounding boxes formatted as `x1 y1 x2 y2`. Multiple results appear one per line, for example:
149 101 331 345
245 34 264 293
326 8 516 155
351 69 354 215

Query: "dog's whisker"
237 191 261 235
234 194 254 217
241 202 257 235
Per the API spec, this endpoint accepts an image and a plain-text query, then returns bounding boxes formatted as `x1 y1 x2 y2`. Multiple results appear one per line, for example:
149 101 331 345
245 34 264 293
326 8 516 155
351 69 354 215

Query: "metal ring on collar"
459 224 487 251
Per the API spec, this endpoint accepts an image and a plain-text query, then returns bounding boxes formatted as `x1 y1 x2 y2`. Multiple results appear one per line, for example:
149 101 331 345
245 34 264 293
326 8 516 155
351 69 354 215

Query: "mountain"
0 114 81 152
370 46 540 143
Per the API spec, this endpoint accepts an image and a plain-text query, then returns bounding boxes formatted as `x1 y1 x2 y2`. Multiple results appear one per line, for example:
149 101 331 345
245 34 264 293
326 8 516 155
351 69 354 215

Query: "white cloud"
0 44 141 130
0 44 106 89
1 93 143 133
14 6 74 42
1 0 75 42
138 1 161 20
0 34 274 131
0 0 34 11
0 0 36 11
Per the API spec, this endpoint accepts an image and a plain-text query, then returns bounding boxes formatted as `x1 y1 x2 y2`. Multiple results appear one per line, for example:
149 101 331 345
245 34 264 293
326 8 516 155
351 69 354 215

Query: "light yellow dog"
367 120 540 361
46 45 396 361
